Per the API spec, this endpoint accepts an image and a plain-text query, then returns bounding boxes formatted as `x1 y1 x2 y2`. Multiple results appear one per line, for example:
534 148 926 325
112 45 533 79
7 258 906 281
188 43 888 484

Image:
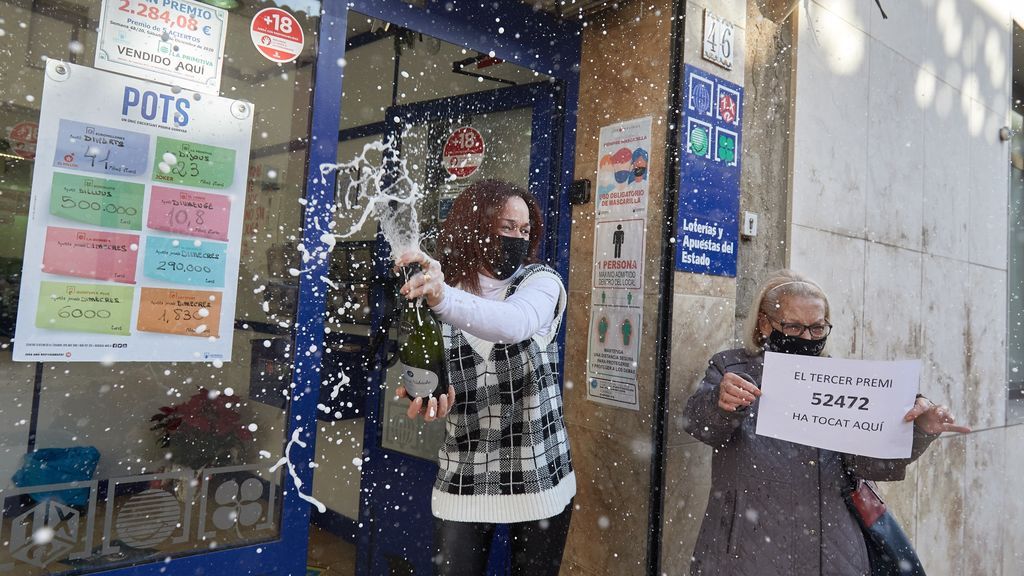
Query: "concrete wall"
788 1 1021 574
561 1 675 573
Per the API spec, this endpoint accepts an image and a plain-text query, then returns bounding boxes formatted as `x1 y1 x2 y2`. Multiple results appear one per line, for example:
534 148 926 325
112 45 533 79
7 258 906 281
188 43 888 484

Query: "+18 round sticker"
250 7 304 64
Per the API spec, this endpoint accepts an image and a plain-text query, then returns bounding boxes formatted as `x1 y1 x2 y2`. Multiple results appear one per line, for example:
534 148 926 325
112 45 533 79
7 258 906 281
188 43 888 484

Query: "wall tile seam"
792 223 1009 270
806 0 868 35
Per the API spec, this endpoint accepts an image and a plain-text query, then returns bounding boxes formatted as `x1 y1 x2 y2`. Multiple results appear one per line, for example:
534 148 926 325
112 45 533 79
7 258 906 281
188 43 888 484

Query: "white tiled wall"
792 1 1014 573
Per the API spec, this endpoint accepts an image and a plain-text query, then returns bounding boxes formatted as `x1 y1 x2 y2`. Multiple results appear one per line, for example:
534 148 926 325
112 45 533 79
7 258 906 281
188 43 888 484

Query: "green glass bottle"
397 264 447 400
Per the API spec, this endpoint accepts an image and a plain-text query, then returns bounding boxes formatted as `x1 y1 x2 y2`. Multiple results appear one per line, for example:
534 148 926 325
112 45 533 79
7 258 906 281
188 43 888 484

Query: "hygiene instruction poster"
13 61 253 362
586 117 651 410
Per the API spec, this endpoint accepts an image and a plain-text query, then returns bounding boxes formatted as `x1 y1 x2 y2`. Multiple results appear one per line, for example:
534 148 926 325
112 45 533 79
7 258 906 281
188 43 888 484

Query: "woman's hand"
718 372 761 412
397 384 456 421
903 396 971 434
395 249 446 307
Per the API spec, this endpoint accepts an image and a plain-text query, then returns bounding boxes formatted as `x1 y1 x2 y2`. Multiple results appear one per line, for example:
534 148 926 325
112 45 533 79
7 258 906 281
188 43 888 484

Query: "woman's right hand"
718 372 761 412
394 249 446 307
397 384 456 421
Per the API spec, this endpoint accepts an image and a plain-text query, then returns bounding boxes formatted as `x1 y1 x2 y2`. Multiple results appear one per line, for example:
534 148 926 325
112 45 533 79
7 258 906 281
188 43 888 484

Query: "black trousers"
433 500 574 576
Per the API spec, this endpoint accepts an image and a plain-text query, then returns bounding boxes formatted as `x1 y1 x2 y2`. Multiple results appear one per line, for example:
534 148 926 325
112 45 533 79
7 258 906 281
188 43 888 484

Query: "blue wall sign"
675 64 743 276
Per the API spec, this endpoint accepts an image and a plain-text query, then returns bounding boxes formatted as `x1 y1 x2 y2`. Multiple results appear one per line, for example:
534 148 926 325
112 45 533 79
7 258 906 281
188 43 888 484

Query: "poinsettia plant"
150 387 253 471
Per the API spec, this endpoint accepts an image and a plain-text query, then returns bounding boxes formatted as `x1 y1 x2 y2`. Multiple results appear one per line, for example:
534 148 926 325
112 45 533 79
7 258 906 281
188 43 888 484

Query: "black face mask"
491 236 529 280
765 329 827 356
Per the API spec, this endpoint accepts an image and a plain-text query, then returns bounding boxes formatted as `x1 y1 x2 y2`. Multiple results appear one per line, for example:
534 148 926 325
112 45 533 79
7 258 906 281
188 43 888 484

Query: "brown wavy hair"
437 179 543 295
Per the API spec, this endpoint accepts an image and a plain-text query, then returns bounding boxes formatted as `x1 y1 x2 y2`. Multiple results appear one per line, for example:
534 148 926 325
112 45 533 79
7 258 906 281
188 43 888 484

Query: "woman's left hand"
903 396 972 435
397 384 456 421
395 249 446 307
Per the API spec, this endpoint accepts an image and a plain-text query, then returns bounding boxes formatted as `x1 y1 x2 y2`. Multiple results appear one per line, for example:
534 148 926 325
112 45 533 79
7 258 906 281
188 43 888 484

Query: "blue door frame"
87 2 579 575
355 81 565 576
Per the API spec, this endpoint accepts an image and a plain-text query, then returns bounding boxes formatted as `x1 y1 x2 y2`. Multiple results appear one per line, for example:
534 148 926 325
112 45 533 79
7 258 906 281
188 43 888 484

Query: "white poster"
595 117 652 218
585 290 642 409
755 352 920 459
14 61 253 363
587 116 652 410
95 0 228 95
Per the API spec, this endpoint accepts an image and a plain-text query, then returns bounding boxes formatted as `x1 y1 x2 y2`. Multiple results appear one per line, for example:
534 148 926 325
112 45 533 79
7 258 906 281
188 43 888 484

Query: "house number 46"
702 10 734 71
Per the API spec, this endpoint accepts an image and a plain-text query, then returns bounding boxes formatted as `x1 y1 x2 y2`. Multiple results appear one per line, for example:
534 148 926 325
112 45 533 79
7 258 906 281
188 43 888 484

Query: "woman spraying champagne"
395 179 574 576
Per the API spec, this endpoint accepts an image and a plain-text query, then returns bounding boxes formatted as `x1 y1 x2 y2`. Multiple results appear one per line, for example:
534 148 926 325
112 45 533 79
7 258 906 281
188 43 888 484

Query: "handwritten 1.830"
810 392 869 411
157 307 205 323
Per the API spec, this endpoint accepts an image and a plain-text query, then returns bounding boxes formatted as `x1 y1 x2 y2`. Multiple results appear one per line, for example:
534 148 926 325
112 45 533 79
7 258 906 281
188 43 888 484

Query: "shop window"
0 0 319 572
1007 22 1024 423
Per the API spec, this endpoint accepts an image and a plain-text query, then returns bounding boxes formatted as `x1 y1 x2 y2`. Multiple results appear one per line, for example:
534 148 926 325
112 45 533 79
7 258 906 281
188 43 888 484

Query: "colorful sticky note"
148 186 231 241
50 172 144 230
42 226 140 284
53 120 150 177
137 287 222 338
35 281 134 335
151 137 235 189
143 236 227 288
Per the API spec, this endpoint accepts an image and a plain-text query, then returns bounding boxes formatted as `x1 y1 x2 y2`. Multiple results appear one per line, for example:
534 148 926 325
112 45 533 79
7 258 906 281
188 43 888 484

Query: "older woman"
682 269 969 576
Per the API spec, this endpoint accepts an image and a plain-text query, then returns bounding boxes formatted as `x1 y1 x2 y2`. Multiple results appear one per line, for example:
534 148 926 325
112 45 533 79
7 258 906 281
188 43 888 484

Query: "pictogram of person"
597 316 609 343
621 318 633 346
612 224 624 258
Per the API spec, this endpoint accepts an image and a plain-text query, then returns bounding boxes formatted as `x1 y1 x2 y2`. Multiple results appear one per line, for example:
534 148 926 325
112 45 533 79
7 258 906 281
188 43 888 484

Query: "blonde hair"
744 269 831 353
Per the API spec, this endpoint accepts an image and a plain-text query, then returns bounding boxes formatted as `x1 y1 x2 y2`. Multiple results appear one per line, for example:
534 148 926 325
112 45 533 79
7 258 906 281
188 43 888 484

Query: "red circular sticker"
250 7 304 64
443 127 485 179
8 121 38 160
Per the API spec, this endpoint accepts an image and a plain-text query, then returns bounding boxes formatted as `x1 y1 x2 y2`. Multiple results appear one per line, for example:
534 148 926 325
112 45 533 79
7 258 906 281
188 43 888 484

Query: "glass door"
361 85 562 576
292 7 575 575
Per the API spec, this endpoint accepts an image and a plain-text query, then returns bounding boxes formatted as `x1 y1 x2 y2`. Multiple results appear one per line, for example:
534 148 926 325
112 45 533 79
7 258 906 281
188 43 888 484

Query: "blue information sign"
676 64 743 276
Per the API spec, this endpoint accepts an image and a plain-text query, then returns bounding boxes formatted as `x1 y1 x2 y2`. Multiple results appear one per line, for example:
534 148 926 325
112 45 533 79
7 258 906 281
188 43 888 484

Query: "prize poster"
95 0 228 94
14 61 253 362
755 352 919 459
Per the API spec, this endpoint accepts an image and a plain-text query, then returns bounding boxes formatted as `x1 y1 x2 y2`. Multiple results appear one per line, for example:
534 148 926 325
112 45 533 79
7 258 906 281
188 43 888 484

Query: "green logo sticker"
50 172 144 230
689 125 709 157
152 137 236 190
717 132 736 164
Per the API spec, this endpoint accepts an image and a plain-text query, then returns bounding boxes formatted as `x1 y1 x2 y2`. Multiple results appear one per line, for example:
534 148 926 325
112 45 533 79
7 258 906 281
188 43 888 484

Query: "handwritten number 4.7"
810 392 869 410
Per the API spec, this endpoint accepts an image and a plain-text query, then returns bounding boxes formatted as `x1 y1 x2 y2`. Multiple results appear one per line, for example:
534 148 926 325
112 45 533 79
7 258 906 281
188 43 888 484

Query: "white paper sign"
755 352 920 459
13 61 253 363
95 0 227 94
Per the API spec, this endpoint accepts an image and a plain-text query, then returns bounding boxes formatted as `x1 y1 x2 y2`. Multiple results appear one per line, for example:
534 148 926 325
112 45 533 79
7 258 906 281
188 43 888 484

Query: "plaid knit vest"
431 264 576 523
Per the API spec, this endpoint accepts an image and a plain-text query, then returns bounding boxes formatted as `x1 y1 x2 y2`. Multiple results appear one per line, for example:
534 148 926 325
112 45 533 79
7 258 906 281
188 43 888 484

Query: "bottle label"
399 362 439 398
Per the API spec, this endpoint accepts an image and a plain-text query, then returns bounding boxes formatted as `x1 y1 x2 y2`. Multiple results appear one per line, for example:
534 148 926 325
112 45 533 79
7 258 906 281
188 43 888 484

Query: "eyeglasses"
766 316 832 339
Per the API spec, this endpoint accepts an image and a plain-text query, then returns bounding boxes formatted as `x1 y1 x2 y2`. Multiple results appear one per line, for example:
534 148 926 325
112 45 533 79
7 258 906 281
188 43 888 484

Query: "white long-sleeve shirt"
430 269 561 344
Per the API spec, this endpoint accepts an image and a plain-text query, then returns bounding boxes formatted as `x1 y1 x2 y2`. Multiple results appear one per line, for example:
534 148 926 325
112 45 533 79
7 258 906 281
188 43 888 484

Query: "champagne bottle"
397 263 447 400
